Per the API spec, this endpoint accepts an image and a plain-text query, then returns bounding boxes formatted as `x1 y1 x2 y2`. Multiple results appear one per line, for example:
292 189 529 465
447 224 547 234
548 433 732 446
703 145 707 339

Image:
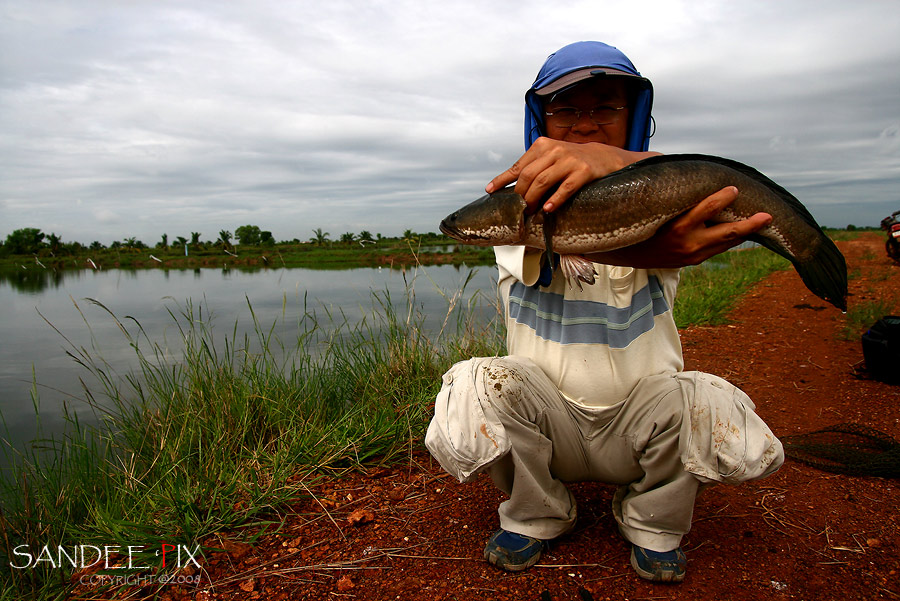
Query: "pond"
0 263 498 459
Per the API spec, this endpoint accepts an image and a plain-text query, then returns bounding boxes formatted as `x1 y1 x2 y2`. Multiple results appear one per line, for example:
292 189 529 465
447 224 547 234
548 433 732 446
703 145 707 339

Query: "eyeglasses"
544 105 626 127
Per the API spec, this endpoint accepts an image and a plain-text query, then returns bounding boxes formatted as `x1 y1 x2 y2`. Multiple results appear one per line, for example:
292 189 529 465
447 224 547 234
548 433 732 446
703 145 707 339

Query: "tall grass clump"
0 269 503 599
674 246 790 327
839 295 900 341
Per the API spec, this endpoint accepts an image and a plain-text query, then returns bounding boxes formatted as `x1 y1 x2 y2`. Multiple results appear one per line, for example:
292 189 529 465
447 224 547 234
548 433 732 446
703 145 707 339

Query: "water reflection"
0 263 320 293
0 266 71 293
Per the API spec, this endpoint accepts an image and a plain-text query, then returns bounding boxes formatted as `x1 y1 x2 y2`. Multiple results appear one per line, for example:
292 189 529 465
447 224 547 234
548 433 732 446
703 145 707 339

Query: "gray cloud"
1 0 898 246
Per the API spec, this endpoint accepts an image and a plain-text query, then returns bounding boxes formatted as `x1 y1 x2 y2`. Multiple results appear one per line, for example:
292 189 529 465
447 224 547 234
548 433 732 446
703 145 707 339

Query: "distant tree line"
0 225 446 257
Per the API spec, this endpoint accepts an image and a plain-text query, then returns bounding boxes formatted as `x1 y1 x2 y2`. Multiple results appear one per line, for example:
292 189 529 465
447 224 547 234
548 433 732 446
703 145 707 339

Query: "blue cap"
525 41 654 152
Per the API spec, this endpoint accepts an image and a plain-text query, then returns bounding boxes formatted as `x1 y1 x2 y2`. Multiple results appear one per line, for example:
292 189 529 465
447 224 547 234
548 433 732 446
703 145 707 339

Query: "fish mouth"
439 219 459 238
440 219 493 243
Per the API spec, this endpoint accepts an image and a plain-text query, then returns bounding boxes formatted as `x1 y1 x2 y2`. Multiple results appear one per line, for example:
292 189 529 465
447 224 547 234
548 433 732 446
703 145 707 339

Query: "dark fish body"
440 154 847 310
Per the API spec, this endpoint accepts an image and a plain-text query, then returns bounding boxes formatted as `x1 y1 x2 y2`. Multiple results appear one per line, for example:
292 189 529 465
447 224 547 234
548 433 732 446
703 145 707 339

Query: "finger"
486 139 553 193
486 163 521 194
541 172 593 212
703 212 773 249
687 186 740 223
729 211 773 236
513 156 570 210
526 154 595 212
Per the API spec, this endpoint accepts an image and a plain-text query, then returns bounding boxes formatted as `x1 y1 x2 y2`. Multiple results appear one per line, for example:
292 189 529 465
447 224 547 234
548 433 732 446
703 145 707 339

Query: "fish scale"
440 154 848 310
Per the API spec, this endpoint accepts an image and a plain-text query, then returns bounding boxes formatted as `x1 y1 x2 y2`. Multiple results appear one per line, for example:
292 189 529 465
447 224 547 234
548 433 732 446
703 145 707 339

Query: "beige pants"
425 356 783 552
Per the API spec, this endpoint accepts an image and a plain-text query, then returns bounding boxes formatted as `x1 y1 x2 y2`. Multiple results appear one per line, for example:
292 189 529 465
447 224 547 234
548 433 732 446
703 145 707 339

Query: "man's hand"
586 186 774 268
486 137 659 213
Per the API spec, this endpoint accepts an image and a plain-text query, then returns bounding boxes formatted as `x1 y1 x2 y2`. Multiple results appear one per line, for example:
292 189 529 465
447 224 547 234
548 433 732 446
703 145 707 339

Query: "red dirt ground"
98 232 900 600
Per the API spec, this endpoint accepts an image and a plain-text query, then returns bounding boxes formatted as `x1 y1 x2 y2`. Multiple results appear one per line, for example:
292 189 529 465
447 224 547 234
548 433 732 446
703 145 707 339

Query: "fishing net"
782 423 900 478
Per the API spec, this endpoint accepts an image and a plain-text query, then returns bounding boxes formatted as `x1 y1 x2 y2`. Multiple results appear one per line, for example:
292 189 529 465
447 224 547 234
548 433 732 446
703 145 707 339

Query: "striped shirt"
496 246 684 407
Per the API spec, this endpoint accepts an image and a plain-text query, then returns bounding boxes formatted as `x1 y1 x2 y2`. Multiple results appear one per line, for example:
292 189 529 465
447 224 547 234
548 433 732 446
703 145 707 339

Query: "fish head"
440 188 527 246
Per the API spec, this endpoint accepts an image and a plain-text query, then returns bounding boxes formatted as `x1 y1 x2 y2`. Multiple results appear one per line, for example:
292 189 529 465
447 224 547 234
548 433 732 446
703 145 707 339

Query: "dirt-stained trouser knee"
425 356 783 551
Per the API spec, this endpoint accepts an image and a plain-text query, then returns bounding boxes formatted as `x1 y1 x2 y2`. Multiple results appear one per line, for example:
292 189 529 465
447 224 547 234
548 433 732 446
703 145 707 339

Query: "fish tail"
665 153 848 311
794 236 848 311
754 233 848 311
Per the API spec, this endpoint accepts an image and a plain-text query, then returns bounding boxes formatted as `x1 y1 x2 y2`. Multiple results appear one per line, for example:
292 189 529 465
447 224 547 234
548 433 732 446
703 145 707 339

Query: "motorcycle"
881 210 900 264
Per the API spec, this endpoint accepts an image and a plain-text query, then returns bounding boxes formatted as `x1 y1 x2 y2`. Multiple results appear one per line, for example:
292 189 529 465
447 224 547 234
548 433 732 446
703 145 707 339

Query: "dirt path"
133 233 900 601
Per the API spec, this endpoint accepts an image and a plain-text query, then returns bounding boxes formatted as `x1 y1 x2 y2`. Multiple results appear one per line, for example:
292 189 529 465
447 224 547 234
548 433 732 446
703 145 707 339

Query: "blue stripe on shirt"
508 276 670 348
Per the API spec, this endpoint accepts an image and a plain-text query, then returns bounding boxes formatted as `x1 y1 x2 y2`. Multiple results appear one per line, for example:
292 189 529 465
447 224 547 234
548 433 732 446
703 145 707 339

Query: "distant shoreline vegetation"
0 226 496 272
0 225 871 276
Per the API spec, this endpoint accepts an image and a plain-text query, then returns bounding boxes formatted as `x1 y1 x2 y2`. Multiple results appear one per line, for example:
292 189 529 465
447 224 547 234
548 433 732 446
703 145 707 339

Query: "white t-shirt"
495 246 684 407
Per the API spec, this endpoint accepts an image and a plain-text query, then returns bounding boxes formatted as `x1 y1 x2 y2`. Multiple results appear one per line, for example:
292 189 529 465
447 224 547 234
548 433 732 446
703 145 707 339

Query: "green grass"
839 295 900 341
674 247 791 327
821 228 864 242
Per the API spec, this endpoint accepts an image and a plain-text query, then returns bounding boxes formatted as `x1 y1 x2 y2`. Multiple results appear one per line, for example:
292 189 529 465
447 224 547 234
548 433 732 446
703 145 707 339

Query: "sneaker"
484 529 547 572
629 545 687 583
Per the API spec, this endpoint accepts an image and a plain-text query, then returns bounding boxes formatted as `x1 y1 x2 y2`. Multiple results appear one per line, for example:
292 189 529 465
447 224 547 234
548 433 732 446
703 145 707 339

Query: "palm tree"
46 232 62 254
340 232 356 244
310 228 330 246
190 232 201 247
218 230 232 246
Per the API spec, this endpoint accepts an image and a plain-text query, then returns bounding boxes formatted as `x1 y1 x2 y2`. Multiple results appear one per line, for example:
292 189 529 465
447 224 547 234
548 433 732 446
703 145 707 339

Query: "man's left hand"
586 186 773 268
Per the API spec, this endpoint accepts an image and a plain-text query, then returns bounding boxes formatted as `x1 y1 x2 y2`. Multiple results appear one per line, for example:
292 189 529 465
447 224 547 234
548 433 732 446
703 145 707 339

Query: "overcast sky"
1 1 898 245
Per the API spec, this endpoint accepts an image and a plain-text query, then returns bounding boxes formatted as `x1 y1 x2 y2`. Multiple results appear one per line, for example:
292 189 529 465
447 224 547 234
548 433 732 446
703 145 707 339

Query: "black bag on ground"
862 316 900 384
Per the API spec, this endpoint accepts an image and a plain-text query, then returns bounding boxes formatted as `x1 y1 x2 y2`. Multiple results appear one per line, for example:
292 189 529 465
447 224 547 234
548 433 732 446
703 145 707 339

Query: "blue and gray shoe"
630 545 687 582
484 529 548 572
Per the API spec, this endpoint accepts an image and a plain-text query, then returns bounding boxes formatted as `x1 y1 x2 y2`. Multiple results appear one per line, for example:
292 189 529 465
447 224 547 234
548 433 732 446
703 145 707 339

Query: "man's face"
542 78 629 149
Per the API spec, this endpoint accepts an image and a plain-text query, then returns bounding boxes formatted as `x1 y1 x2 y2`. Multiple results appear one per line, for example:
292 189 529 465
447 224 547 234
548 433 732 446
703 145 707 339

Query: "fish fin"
560 255 596 291
749 232 848 311
542 210 556 274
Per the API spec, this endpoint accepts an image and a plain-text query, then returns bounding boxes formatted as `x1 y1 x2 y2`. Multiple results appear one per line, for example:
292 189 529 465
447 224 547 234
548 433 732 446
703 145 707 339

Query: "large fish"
440 154 847 310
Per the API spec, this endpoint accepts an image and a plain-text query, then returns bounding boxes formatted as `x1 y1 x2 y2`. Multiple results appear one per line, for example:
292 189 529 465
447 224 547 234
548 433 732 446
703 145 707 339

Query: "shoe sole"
484 547 542 572
629 548 686 583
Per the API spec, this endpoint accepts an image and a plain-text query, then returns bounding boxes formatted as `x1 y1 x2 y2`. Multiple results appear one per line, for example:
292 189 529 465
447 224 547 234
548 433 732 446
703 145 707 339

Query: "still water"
0 263 497 455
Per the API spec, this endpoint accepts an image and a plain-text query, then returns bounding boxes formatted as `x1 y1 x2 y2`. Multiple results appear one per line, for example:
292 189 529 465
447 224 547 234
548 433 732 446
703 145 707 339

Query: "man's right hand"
485 137 660 213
